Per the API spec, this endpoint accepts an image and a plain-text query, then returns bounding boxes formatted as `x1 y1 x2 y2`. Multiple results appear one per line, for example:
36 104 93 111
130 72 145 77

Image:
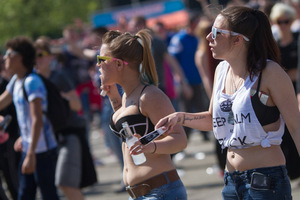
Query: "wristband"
151 141 157 154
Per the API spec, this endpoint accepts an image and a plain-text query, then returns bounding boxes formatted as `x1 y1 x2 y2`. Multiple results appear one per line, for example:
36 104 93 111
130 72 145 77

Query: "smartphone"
139 127 166 145
250 172 271 190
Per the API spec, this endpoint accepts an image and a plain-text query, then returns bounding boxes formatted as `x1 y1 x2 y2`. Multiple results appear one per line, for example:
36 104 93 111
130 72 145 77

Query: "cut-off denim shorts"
128 179 187 200
222 165 292 200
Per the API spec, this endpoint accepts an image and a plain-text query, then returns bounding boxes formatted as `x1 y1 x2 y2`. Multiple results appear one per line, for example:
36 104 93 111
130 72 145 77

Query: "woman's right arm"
155 111 213 135
156 75 215 132
0 90 13 111
155 62 220 134
101 84 122 112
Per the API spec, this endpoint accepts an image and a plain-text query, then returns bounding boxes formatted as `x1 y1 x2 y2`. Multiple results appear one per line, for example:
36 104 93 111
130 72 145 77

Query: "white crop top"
212 61 285 149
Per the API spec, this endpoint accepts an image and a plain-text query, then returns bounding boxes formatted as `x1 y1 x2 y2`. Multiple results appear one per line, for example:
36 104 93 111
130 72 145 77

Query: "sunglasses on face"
36 51 50 58
97 55 128 65
211 27 250 42
277 19 291 25
3 50 18 59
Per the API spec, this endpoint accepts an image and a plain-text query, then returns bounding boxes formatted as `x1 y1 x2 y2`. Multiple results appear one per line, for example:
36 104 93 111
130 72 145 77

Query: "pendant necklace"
125 83 141 99
230 68 247 92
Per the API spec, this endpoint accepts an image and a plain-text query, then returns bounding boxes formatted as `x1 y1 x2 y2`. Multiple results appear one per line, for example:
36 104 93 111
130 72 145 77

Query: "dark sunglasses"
277 19 291 25
36 51 49 58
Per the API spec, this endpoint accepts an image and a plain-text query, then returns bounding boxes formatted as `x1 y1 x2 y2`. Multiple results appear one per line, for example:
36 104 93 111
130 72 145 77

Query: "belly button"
231 152 235 158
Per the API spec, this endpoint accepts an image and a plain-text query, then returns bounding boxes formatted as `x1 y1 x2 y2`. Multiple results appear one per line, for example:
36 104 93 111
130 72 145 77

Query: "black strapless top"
109 86 155 141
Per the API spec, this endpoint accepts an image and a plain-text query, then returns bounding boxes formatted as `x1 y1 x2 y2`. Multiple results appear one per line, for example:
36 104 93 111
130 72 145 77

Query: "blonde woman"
98 29 187 200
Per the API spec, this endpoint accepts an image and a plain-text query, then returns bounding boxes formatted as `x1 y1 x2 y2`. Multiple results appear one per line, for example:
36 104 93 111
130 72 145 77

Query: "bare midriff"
122 143 175 186
226 145 285 172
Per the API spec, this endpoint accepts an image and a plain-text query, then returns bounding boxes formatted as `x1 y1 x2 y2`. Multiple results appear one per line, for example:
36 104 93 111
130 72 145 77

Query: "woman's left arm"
137 87 187 155
266 62 300 154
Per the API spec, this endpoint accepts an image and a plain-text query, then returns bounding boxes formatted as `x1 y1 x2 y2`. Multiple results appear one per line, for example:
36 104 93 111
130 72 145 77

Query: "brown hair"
5 36 36 71
34 36 51 54
220 6 281 79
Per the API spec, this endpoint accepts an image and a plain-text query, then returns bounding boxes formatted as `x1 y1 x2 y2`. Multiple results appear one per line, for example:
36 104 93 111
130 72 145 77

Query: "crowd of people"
0 0 300 199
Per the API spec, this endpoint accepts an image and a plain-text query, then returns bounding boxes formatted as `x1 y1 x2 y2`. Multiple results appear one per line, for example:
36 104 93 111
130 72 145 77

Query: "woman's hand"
155 112 182 135
129 134 157 155
100 84 119 97
22 153 36 174
14 136 23 152
101 84 122 111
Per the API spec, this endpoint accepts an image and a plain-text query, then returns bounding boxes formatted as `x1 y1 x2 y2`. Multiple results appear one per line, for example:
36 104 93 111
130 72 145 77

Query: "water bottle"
122 121 146 165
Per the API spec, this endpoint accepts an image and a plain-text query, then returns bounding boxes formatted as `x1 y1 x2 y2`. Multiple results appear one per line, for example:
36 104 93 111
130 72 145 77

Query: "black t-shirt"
49 71 86 129
277 32 299 71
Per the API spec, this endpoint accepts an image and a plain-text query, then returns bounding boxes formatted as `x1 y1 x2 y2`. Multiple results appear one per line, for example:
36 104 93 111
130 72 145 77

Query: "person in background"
61 25 94 143
194 18 225 177
127 15 191 99
269 2 300 181
168 12 210 146
156 6 300 199
0 36 59 200
194 18 217 99
89 26 126 192
291 0 300 33
34 37 97 200
99 29 187 199
152 21 180 111
0 52 20 200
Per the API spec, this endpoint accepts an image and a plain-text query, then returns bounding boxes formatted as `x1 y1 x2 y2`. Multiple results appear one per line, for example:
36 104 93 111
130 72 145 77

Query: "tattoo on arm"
184 115 206 124
111 98 121 111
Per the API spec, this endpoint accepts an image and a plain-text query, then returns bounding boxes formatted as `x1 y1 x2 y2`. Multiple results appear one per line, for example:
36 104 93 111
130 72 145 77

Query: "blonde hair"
270 3 296 23
102 29 158 86
194 19 212 53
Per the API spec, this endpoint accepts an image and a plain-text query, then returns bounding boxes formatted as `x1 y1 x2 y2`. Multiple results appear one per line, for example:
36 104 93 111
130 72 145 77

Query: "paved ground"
80 126 300 200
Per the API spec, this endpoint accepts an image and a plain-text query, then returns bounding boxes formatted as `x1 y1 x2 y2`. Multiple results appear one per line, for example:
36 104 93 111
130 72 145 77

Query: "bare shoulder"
139 85 175 119
262 60 293 98
140 85 170 106
264 60 284 74
263 60 289 84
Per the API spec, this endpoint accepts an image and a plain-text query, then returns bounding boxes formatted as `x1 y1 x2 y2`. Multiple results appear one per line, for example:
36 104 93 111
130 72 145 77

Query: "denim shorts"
128 179 187 200
222 165 292 200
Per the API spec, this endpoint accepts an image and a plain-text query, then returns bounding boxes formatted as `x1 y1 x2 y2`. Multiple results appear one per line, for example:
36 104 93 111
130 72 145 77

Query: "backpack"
21 73 70 135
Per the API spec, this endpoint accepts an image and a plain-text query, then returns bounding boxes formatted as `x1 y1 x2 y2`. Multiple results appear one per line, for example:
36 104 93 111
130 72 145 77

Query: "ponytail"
135 30 158 86
102 29 158 86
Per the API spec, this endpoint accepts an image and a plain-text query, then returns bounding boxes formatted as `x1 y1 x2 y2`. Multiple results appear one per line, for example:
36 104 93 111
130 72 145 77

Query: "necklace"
230 68 247 92
125 83 141 99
